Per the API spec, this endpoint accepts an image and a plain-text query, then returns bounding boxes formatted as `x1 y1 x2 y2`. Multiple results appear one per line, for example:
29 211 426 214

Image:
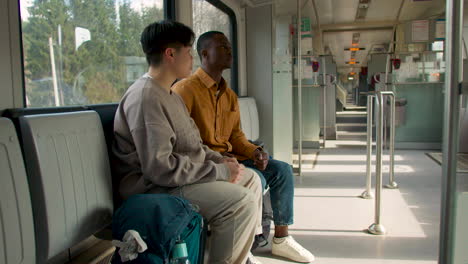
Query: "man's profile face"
204 34 232 70
173 46 194 79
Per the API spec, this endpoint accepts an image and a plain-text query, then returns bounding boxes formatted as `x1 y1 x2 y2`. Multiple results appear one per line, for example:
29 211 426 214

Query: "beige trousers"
169 168 262 264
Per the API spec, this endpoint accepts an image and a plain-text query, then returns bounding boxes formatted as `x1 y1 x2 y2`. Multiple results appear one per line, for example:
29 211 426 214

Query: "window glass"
432 41 444 51
192 0 232 86
20 0 165 107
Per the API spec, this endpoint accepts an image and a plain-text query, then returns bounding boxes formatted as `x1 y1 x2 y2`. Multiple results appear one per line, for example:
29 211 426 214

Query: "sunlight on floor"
307 258 437 264
292 188 427 238
292 154 405 162
325 140 370 147
293 164 415 173
261 146 443 264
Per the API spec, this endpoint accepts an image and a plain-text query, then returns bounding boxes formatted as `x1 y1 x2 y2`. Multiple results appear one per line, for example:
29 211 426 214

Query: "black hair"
196 31 225 60
140 20 195 66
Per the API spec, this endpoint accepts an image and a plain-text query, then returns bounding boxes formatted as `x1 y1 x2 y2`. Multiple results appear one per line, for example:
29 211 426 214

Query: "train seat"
238 97 263 147
19 111 114 263
0 118 36 264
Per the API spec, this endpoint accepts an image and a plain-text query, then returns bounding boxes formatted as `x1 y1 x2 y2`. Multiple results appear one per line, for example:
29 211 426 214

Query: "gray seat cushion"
0 118 36 264
19 111 113 262
238 97 260 142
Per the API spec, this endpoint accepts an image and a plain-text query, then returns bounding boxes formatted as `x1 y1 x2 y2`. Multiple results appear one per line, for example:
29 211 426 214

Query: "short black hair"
196 31 225 60
140 20 195 66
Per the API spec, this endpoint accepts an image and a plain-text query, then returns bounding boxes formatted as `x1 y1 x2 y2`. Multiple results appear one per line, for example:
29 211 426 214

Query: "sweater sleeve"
202 144 225 163
131 88 230 188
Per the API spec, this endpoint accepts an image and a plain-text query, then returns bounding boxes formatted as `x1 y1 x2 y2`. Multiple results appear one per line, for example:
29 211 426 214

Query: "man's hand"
253 148 269 171
223 158 244 184
221 152 235 158
221 156 237 164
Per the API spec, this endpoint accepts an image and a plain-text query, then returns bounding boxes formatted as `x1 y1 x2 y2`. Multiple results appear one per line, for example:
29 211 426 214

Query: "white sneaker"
271 236 315 263
247 252 263 264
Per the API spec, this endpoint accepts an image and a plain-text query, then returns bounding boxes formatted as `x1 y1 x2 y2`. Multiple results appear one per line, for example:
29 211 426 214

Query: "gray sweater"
113 74 230 199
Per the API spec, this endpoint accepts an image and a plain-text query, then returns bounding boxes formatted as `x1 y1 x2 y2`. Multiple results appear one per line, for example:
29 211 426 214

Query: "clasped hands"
222 148 269 183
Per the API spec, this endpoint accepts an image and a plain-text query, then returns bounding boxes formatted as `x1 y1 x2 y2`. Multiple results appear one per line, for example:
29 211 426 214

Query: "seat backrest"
87 103 119 154
19 111 113 263
2 103 122 207
87 104 123 206
238 97 260 141
0 118 36 264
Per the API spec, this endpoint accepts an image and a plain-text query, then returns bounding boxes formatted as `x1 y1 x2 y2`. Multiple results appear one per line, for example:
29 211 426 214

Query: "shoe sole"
271 251 315 263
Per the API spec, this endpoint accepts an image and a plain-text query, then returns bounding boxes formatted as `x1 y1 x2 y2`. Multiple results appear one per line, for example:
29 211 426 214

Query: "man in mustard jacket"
173 31 315 263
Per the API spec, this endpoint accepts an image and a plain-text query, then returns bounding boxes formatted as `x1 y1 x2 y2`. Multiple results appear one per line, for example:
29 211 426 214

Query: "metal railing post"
361 94 374 199
381 91 398 189
322 56 327 148
368 91 387 235
383 54 391 150
296 0 303 176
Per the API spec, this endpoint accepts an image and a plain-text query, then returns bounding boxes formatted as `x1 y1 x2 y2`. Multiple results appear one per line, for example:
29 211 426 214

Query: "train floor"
251 140 461 264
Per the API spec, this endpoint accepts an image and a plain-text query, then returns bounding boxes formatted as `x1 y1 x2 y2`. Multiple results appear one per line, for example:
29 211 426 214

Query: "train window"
20 0 171 107
192 0 238 93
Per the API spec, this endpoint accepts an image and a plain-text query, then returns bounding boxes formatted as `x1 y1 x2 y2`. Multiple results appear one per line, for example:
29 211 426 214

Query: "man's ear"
164 47 175 59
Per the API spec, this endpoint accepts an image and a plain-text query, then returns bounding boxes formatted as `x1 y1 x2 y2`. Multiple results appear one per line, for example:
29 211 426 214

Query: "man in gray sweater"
112 20 262 264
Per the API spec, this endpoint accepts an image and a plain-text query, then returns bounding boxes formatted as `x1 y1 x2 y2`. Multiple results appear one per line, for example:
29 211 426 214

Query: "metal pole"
322 56 327 148
383 53 391 150
439 0 462 262
422 53 426 82
297 0 303 176
57 24 64 105
311 0 323 54
384 53 391 89
381 91 398 189
49 37 60 107
361 94 374 199
368 92 386 235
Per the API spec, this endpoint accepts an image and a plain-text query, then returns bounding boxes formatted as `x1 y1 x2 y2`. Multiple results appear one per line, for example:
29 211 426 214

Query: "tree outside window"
20 0 165 107
192 0 231 86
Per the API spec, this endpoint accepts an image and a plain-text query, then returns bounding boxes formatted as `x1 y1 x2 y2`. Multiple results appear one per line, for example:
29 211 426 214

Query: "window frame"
203 0 239 94
165 0 176 20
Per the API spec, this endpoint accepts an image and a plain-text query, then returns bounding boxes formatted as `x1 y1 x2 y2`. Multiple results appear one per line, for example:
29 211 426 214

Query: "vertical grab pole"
361 94 374 199
383 92 398 189
439 0 462 261
297 0 303 176
322 56 327 148
368 92 387 235
383 53 391 150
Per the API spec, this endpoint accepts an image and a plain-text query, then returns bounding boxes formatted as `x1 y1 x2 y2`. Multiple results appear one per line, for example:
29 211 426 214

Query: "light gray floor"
253 140 445 264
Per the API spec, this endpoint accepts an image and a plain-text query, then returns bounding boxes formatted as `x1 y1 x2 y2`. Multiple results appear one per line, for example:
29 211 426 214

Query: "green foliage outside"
22 0 164 107
192 0 231 83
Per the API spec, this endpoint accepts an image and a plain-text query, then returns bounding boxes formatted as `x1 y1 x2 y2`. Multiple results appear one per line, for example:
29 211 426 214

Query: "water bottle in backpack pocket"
170 238 190 264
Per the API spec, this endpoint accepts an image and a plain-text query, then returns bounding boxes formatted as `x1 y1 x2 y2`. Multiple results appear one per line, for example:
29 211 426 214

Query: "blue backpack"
112 194 204 264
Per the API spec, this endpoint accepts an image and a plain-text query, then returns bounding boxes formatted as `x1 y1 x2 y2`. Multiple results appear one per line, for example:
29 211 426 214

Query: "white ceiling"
313 0 358 24
267 0 446 74
325 29 393 71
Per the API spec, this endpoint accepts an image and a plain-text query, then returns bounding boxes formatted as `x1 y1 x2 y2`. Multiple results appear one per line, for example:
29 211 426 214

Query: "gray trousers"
169 168 262 264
